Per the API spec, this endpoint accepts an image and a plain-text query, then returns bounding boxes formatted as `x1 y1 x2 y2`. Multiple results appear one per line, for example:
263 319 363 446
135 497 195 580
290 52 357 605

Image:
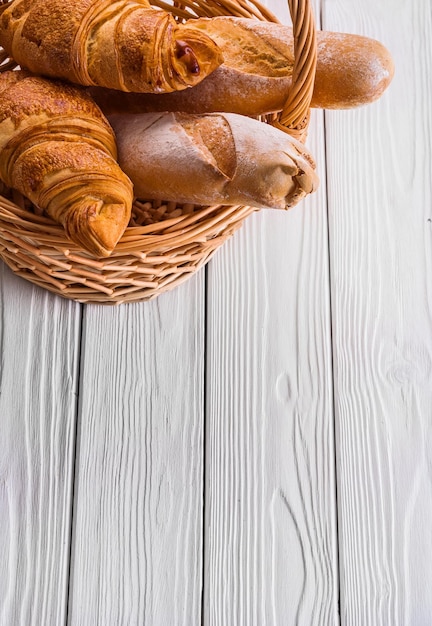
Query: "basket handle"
272 0 317 142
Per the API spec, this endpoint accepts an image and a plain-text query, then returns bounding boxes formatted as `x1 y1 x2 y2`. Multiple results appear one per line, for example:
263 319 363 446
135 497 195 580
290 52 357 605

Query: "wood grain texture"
202 0 339 620
323 1 432 624
4 2 430 625
203 120 338 626
0 264 81 626
67 276 205 626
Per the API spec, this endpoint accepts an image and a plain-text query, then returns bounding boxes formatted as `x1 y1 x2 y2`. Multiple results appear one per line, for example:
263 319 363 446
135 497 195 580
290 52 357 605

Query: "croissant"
0 70 134 257
0 0 223 93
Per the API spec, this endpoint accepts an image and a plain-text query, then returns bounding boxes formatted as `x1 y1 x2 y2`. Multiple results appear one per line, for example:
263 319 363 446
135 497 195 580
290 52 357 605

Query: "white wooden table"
1 1 431 624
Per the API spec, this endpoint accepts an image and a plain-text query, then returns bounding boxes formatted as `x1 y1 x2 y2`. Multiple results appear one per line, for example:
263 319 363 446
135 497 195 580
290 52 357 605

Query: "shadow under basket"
0 0 317 304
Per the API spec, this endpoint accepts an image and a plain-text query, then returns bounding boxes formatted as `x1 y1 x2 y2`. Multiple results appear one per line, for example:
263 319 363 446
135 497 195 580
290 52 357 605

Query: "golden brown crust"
90 17 394 116
191 16 295 77
0 0 223 92
0 71 134 257
0 73 112 136
191 17 395 110
312 31 395 109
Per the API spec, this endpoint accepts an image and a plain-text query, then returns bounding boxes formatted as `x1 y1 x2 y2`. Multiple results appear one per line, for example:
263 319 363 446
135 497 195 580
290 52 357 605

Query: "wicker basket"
0 0 317 304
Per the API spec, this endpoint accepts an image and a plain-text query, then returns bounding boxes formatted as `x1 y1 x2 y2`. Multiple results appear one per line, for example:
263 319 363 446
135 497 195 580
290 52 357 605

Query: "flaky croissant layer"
0 0 223 93
0 70 134 257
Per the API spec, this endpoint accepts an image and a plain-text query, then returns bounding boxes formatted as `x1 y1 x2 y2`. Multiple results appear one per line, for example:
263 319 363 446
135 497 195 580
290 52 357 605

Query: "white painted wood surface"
0 1 431 625
324 1 432 624
203 94 338 626
68 280 205 625
0 265 81 626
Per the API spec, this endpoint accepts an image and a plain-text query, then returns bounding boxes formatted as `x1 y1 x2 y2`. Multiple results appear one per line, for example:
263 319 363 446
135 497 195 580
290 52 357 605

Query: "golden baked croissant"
0 70 134 257
0 0 223 93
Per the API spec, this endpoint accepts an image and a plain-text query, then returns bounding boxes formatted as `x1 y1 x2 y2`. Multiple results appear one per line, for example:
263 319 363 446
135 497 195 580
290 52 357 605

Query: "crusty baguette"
108 112 319 210
0 70 134 257
0 0 223 93
90 17 394 116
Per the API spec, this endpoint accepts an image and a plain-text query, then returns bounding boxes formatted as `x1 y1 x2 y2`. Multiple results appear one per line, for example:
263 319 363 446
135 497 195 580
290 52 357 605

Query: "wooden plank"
0 264 81 626
323 1 432 623
203 121 338 626
202 1 339 622
68 276 205 626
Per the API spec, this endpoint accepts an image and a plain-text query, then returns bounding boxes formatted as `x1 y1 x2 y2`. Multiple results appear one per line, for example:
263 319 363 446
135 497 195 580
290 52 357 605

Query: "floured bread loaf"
108 112 319 210
90 17 394 116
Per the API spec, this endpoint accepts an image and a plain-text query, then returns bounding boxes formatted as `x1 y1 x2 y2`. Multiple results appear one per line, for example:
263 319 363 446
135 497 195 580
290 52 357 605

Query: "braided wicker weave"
0 0 317 304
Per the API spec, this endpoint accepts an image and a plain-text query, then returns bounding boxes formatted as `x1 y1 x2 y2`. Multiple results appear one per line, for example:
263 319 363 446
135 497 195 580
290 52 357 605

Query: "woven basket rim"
0 0 317 303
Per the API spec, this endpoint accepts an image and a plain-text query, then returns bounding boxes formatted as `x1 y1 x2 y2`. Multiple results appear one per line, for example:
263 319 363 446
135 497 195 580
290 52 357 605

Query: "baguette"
0 70 134 257
90 17 394 116
0 0 223 93
108 112 319 210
